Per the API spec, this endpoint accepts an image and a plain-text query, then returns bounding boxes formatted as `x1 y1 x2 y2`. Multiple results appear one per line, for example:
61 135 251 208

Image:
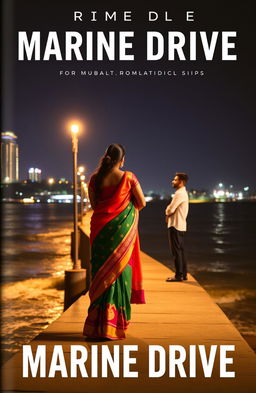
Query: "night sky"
2 0 256 192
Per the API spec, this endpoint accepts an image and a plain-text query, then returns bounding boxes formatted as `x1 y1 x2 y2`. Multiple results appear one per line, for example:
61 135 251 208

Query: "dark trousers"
168 227 187 279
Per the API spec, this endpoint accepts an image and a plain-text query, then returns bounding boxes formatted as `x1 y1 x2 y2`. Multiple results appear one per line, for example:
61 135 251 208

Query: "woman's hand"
88 187 97 210
132 183 146 211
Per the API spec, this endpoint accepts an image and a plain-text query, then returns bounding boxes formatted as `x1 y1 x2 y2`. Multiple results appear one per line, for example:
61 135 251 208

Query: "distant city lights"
213 182 247 202
1 168 255 204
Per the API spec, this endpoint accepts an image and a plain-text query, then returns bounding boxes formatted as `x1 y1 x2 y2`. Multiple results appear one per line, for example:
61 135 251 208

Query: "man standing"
165 173 189 282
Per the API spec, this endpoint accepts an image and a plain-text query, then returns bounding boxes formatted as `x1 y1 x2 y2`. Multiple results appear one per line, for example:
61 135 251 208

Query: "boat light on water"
22 197 35 203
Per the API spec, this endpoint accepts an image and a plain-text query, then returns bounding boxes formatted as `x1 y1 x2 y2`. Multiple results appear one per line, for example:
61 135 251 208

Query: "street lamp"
78 166 85 174
77 165 86 224
71 124 79 134
64 121 87 311
48 178 55 185
80 174 86 223
71 124 80 270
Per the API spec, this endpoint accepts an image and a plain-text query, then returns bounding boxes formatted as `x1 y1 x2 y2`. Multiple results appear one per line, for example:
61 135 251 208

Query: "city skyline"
1 128 254 194
1 131 19 183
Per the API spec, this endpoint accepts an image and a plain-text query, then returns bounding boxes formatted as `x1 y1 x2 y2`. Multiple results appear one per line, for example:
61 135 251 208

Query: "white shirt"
165 187 189 231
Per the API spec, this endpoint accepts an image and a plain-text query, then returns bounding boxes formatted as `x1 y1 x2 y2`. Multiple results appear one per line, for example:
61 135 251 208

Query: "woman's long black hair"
94 143 125 200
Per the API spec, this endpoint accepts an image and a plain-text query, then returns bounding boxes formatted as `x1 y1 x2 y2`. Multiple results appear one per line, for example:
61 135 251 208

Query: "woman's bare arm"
132 183 146 211
88 187 97 210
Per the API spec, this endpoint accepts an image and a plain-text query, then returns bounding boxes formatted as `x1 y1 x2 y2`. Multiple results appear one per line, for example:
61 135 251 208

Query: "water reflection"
207 261 229 272
212 237 224 245
214 247 225 254
212 204 229 267
213 203 225 234
1 204 73 362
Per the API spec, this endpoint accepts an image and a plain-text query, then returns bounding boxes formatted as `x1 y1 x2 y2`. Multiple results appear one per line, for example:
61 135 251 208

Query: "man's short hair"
176 172 189 185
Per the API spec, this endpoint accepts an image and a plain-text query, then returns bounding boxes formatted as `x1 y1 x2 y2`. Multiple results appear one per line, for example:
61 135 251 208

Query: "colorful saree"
83 171 145 340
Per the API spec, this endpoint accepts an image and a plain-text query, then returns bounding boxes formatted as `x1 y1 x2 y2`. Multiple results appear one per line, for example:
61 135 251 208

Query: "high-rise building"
1 131 19 183
28 168 42 182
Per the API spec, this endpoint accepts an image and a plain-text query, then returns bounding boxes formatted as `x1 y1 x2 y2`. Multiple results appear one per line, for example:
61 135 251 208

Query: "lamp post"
71 124 80 270
84 182 88 211
64 122 87 311
77 166 85 224
80 174 86 224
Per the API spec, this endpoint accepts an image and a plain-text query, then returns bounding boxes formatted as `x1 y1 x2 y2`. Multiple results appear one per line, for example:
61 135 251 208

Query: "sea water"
1 201 256 363
139 200 256 337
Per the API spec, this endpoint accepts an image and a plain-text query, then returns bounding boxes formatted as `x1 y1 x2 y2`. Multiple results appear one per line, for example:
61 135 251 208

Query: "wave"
35 228 72 239
205 288 256 304
2 227 72 243
205 288 256 336
1 275 66 363
1 275 65 302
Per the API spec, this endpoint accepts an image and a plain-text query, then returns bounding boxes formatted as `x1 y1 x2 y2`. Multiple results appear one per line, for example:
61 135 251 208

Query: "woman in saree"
83 143 146 340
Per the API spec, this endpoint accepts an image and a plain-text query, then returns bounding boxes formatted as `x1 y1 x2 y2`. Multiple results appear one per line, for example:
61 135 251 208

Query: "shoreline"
242 335 256 353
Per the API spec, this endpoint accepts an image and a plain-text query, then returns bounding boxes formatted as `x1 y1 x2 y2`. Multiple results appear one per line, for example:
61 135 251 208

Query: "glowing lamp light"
71 124 79 134
78 166 85 173
48 178 55 185
80 175 85 181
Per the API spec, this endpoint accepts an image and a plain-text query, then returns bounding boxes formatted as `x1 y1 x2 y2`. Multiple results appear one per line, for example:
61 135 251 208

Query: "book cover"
1 0 256 392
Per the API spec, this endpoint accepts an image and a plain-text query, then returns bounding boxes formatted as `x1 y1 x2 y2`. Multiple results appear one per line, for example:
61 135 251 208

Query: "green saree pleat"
83 202 135 339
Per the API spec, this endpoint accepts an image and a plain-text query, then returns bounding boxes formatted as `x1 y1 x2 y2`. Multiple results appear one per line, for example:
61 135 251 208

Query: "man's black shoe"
183 276 188 281
166 276 183 282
